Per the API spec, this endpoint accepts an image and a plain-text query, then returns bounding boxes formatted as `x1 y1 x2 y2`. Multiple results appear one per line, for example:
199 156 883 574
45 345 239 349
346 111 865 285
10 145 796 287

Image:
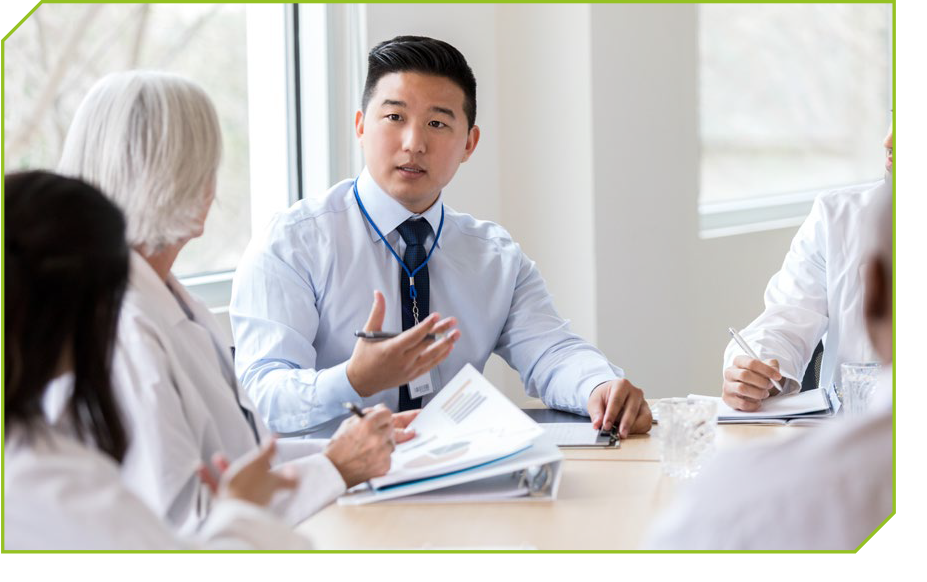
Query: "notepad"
686 387 837 423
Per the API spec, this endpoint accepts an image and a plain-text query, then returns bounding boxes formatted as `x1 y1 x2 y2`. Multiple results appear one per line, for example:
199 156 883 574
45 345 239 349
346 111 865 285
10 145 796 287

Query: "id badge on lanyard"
353 179 445 400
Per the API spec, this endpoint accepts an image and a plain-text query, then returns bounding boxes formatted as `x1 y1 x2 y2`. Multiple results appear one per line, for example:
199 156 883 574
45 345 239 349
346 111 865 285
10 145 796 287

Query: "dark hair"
4 170 130 462
362 35 477 129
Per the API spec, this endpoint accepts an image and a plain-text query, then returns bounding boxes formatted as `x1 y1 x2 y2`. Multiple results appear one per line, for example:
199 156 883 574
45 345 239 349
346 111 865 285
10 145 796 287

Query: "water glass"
656 398 718 479
840 362 881 416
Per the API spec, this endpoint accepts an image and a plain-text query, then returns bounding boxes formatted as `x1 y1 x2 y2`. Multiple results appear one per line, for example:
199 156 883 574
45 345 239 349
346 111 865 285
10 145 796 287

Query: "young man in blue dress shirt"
231 35 652 437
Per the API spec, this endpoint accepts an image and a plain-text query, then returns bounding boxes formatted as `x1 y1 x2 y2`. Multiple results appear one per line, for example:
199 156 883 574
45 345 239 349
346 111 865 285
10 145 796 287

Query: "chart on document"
369 364 543 489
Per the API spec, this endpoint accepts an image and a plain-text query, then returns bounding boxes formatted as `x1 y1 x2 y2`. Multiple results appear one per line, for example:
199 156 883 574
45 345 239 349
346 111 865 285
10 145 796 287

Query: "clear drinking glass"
656 398 718 479
840 362 882 417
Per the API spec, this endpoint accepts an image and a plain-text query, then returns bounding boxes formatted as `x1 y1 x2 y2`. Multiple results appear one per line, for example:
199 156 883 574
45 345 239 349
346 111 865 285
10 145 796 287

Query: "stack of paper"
686 387 837 424
339 364 563 505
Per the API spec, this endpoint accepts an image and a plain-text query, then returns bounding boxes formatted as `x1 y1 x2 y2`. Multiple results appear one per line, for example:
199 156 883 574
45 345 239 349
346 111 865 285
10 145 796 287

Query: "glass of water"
656 398 718 479
840 362 882 417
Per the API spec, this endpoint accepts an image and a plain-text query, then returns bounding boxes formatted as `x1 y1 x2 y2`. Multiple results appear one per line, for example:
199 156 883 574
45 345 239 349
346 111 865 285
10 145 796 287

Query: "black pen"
354 330 446 341
344 402 367 419
343 402 376 491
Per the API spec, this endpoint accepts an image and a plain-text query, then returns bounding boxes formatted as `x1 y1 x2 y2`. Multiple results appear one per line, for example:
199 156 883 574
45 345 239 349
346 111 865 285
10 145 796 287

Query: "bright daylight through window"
699 3 892 208
3 3 252 278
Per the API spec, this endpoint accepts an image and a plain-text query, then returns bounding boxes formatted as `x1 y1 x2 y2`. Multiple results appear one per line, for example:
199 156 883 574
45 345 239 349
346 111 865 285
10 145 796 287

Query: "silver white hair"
57 71 222 254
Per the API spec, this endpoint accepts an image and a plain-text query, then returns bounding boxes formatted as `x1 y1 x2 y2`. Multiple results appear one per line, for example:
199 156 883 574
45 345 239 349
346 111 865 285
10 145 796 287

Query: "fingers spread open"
396 313 442 351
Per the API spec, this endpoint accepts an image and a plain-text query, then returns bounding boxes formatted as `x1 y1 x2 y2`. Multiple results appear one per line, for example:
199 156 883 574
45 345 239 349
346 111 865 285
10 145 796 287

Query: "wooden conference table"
295 413 812 550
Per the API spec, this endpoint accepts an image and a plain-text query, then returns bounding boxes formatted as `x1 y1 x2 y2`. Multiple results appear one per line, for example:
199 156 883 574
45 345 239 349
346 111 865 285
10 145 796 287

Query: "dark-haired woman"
3 171 310 550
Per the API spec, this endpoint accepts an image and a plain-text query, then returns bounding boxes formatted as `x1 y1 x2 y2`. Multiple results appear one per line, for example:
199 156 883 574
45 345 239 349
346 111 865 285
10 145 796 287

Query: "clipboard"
522 408 620 449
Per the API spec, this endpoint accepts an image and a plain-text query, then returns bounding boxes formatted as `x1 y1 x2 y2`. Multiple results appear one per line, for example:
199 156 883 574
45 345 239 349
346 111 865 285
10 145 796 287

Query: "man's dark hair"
362 35 477 129
4 170 130 462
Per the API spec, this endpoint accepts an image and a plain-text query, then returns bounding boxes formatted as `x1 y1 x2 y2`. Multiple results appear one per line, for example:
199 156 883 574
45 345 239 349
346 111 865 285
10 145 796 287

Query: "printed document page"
370 364 543 489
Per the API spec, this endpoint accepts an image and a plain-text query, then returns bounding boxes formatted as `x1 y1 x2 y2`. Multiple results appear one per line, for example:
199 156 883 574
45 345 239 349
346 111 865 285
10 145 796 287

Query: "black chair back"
800 341 825 392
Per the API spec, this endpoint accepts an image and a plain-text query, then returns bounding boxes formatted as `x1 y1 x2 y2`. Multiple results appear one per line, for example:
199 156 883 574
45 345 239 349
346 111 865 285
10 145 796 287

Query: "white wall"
365 3 800 403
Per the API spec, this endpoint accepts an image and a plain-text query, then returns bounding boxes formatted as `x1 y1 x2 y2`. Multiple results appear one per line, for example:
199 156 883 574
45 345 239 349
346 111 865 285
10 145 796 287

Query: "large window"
4 2 366 289
3 3 266 278
699 4 892 221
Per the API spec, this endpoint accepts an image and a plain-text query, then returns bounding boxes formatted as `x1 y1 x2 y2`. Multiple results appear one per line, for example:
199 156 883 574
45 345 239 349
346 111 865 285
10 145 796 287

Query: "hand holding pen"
345 290 461 398
322 402 394 489
722 327 786 412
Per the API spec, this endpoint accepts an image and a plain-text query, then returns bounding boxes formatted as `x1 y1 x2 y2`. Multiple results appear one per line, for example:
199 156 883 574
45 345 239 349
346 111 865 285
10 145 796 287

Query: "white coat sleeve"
494 246 623 415
3 430 311 551
270 438 346 524
111 322 209 532
196 499 313 550
723 197 830 393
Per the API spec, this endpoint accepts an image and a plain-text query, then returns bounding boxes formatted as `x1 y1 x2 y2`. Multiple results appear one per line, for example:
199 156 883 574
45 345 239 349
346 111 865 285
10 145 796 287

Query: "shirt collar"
355 166 444 247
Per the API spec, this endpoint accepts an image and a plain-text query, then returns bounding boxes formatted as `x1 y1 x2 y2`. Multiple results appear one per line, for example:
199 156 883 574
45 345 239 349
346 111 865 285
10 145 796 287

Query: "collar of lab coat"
355 166 444 248
129 251 200 328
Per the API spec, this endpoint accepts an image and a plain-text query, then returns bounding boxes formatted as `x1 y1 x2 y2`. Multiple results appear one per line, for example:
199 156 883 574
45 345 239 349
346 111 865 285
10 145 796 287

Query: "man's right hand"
324 404 396 488
346 290 460 397
722 356 783 411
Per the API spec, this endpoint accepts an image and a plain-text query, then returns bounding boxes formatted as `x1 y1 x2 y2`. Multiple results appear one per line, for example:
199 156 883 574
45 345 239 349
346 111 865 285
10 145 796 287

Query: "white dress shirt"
723 179 890 394
53 253 347 533
645 367 893 550
3 423 311 550
231 167 622 432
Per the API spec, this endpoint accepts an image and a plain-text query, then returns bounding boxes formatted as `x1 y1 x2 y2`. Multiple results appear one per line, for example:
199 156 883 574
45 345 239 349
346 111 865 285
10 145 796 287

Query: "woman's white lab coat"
3 423 311 550
67 252 345 532
723 179 889 393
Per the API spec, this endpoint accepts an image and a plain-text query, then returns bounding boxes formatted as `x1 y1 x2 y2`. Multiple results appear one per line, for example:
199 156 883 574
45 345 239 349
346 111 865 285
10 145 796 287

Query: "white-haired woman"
55 71 407 532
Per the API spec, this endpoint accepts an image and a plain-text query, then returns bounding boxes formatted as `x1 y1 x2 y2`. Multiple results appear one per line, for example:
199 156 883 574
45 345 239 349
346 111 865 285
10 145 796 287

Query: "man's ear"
355 110 365 141
461 125 481 163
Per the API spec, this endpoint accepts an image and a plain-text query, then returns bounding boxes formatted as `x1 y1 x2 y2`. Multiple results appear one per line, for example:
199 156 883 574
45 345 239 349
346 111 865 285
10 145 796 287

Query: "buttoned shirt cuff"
775 376 802 396
587 374 622 399
313 361 363 420
544 370 621 416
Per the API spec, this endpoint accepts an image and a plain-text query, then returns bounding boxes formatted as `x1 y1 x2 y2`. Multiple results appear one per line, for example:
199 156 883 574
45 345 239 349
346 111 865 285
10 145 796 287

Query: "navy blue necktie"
396 218 432 411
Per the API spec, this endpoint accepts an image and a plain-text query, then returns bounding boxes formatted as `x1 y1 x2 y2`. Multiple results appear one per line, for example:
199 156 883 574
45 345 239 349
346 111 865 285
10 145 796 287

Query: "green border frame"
0 0 897 554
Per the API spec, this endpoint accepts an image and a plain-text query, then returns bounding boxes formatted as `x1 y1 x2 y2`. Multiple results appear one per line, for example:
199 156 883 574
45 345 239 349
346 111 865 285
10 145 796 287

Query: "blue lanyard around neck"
353 178 445 300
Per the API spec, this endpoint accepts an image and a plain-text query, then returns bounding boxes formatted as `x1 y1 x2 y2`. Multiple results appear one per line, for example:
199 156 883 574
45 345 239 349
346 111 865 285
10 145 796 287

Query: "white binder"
338 441 563 506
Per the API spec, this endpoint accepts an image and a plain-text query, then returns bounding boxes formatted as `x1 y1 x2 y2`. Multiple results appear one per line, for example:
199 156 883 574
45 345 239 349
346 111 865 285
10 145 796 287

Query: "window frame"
180 3 365 311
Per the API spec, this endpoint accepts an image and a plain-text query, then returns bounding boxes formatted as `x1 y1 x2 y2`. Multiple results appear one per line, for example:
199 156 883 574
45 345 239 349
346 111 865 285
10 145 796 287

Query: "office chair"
800 340 825 392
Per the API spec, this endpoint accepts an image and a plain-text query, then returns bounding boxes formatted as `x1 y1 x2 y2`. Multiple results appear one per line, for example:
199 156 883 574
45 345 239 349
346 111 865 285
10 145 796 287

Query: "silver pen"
727 327 785 393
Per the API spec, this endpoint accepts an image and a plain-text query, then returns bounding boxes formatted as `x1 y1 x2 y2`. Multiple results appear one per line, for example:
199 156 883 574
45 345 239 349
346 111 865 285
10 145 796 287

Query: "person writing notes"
647 180 893 550
4 171 308 550
721 126 893 410
54 72 408 533
231 36 652 438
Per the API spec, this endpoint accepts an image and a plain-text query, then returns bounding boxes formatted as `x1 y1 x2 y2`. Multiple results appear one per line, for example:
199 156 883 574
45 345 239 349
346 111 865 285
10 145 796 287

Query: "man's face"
883 128 893 173
356 72 479 213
